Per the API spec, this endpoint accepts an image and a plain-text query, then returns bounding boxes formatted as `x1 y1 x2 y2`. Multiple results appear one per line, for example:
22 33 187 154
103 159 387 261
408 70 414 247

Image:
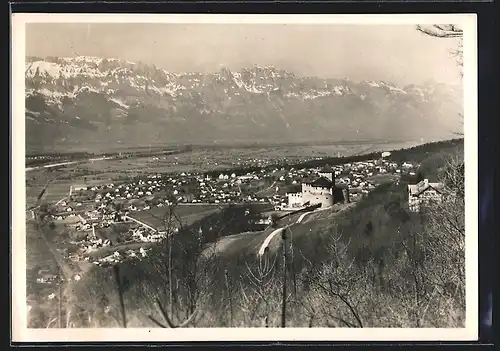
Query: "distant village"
34 153 445 277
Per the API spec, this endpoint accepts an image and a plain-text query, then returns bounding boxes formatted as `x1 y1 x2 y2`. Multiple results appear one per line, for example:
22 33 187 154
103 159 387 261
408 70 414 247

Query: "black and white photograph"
11 14 478 342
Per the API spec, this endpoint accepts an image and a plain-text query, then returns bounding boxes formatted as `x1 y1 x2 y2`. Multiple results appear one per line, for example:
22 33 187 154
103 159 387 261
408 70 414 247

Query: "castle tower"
318 165 335 183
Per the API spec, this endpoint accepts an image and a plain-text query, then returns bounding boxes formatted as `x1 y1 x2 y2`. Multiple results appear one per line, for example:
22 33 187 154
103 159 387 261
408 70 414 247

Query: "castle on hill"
286 165 349 209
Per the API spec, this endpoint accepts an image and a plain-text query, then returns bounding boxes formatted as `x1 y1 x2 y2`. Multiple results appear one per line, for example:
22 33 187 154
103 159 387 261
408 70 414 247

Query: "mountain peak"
24 55 463 150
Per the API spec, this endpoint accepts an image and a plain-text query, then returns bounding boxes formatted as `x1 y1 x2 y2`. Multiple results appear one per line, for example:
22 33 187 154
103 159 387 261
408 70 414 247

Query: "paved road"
256 204 352 257
296 211 310 224
123 215 159 232
25 156 113 173
256 181 277 195
257 206 322 256
26 161 79 172
258 227 285 256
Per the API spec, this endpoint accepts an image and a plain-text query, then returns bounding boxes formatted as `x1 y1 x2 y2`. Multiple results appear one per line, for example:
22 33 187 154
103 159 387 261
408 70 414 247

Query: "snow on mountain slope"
25 56 463 151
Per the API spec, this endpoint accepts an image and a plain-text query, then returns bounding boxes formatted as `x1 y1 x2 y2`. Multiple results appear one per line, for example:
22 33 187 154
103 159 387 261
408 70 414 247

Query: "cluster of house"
70 216 163 246
53 200 122 230
64 228 155 266
92 247 151 267
229 155 320 169
69 173 266 209
46 197 165 265
90 247 152 267
26 155 54 161
56 157 422 228
35 269 59 284
43 153 444 271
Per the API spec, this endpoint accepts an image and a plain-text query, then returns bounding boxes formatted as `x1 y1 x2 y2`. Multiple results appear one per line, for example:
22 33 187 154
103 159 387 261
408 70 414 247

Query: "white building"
286 169 349 209
317 165 335 181
298 177 335 208
407 179 444 212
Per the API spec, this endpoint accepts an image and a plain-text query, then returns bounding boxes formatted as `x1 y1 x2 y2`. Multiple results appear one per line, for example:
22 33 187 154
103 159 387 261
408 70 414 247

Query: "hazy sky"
25 23 462 86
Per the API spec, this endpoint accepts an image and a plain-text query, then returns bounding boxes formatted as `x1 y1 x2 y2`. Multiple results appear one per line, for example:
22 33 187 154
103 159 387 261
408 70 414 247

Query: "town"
32 152 444 280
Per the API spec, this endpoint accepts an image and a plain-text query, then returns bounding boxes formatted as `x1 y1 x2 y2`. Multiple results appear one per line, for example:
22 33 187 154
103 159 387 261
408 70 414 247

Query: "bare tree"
145 198 228 328
112 265 127 328
439 155 465 200
416 24 463 74
161 198 183 319
240 252 280 327
416 24 463 39
393 224 432 327
386 156 465 327
312 232 367 328
425 156 465 326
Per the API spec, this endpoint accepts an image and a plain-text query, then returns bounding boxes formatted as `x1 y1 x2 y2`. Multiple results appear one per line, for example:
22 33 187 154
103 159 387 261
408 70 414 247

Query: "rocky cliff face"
25 56 463 151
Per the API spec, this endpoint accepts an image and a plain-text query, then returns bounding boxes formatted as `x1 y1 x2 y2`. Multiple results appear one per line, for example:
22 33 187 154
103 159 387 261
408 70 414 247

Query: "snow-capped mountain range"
25 56 463 151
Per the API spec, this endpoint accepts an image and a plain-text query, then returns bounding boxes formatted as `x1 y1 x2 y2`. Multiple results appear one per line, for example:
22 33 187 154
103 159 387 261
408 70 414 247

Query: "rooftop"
306 176 334 188
408 179 444 196
319 165 333 173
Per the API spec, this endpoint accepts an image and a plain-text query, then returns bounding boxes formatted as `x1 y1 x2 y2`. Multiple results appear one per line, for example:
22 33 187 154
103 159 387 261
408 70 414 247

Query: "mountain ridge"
25 56 463 152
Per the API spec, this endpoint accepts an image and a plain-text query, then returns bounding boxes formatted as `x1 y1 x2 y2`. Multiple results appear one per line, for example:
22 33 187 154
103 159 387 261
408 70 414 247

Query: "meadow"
29 140 420 178
130 205 224 231
25 169 72 208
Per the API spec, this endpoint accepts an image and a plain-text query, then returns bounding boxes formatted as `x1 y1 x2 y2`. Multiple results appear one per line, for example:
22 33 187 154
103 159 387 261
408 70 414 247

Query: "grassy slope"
131 205 223 230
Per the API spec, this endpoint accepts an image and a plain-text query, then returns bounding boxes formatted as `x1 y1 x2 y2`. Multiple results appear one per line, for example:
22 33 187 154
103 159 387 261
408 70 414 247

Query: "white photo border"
11 13 478 342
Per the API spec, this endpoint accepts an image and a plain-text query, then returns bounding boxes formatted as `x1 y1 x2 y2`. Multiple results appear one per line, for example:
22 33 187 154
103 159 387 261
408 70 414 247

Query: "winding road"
256 204 350 257
257 208 318 257
257 227 285 256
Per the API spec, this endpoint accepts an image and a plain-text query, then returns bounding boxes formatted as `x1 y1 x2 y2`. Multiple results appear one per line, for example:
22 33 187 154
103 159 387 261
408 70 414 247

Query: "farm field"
26 167 121 208
26 140 418 181
367 173 399 185
129 202 274 231
129 204 224 230
26 182 71 209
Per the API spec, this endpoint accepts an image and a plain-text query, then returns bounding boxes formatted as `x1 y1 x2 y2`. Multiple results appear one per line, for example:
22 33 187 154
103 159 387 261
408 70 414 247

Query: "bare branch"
149 297 198 328
416 24 463 38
